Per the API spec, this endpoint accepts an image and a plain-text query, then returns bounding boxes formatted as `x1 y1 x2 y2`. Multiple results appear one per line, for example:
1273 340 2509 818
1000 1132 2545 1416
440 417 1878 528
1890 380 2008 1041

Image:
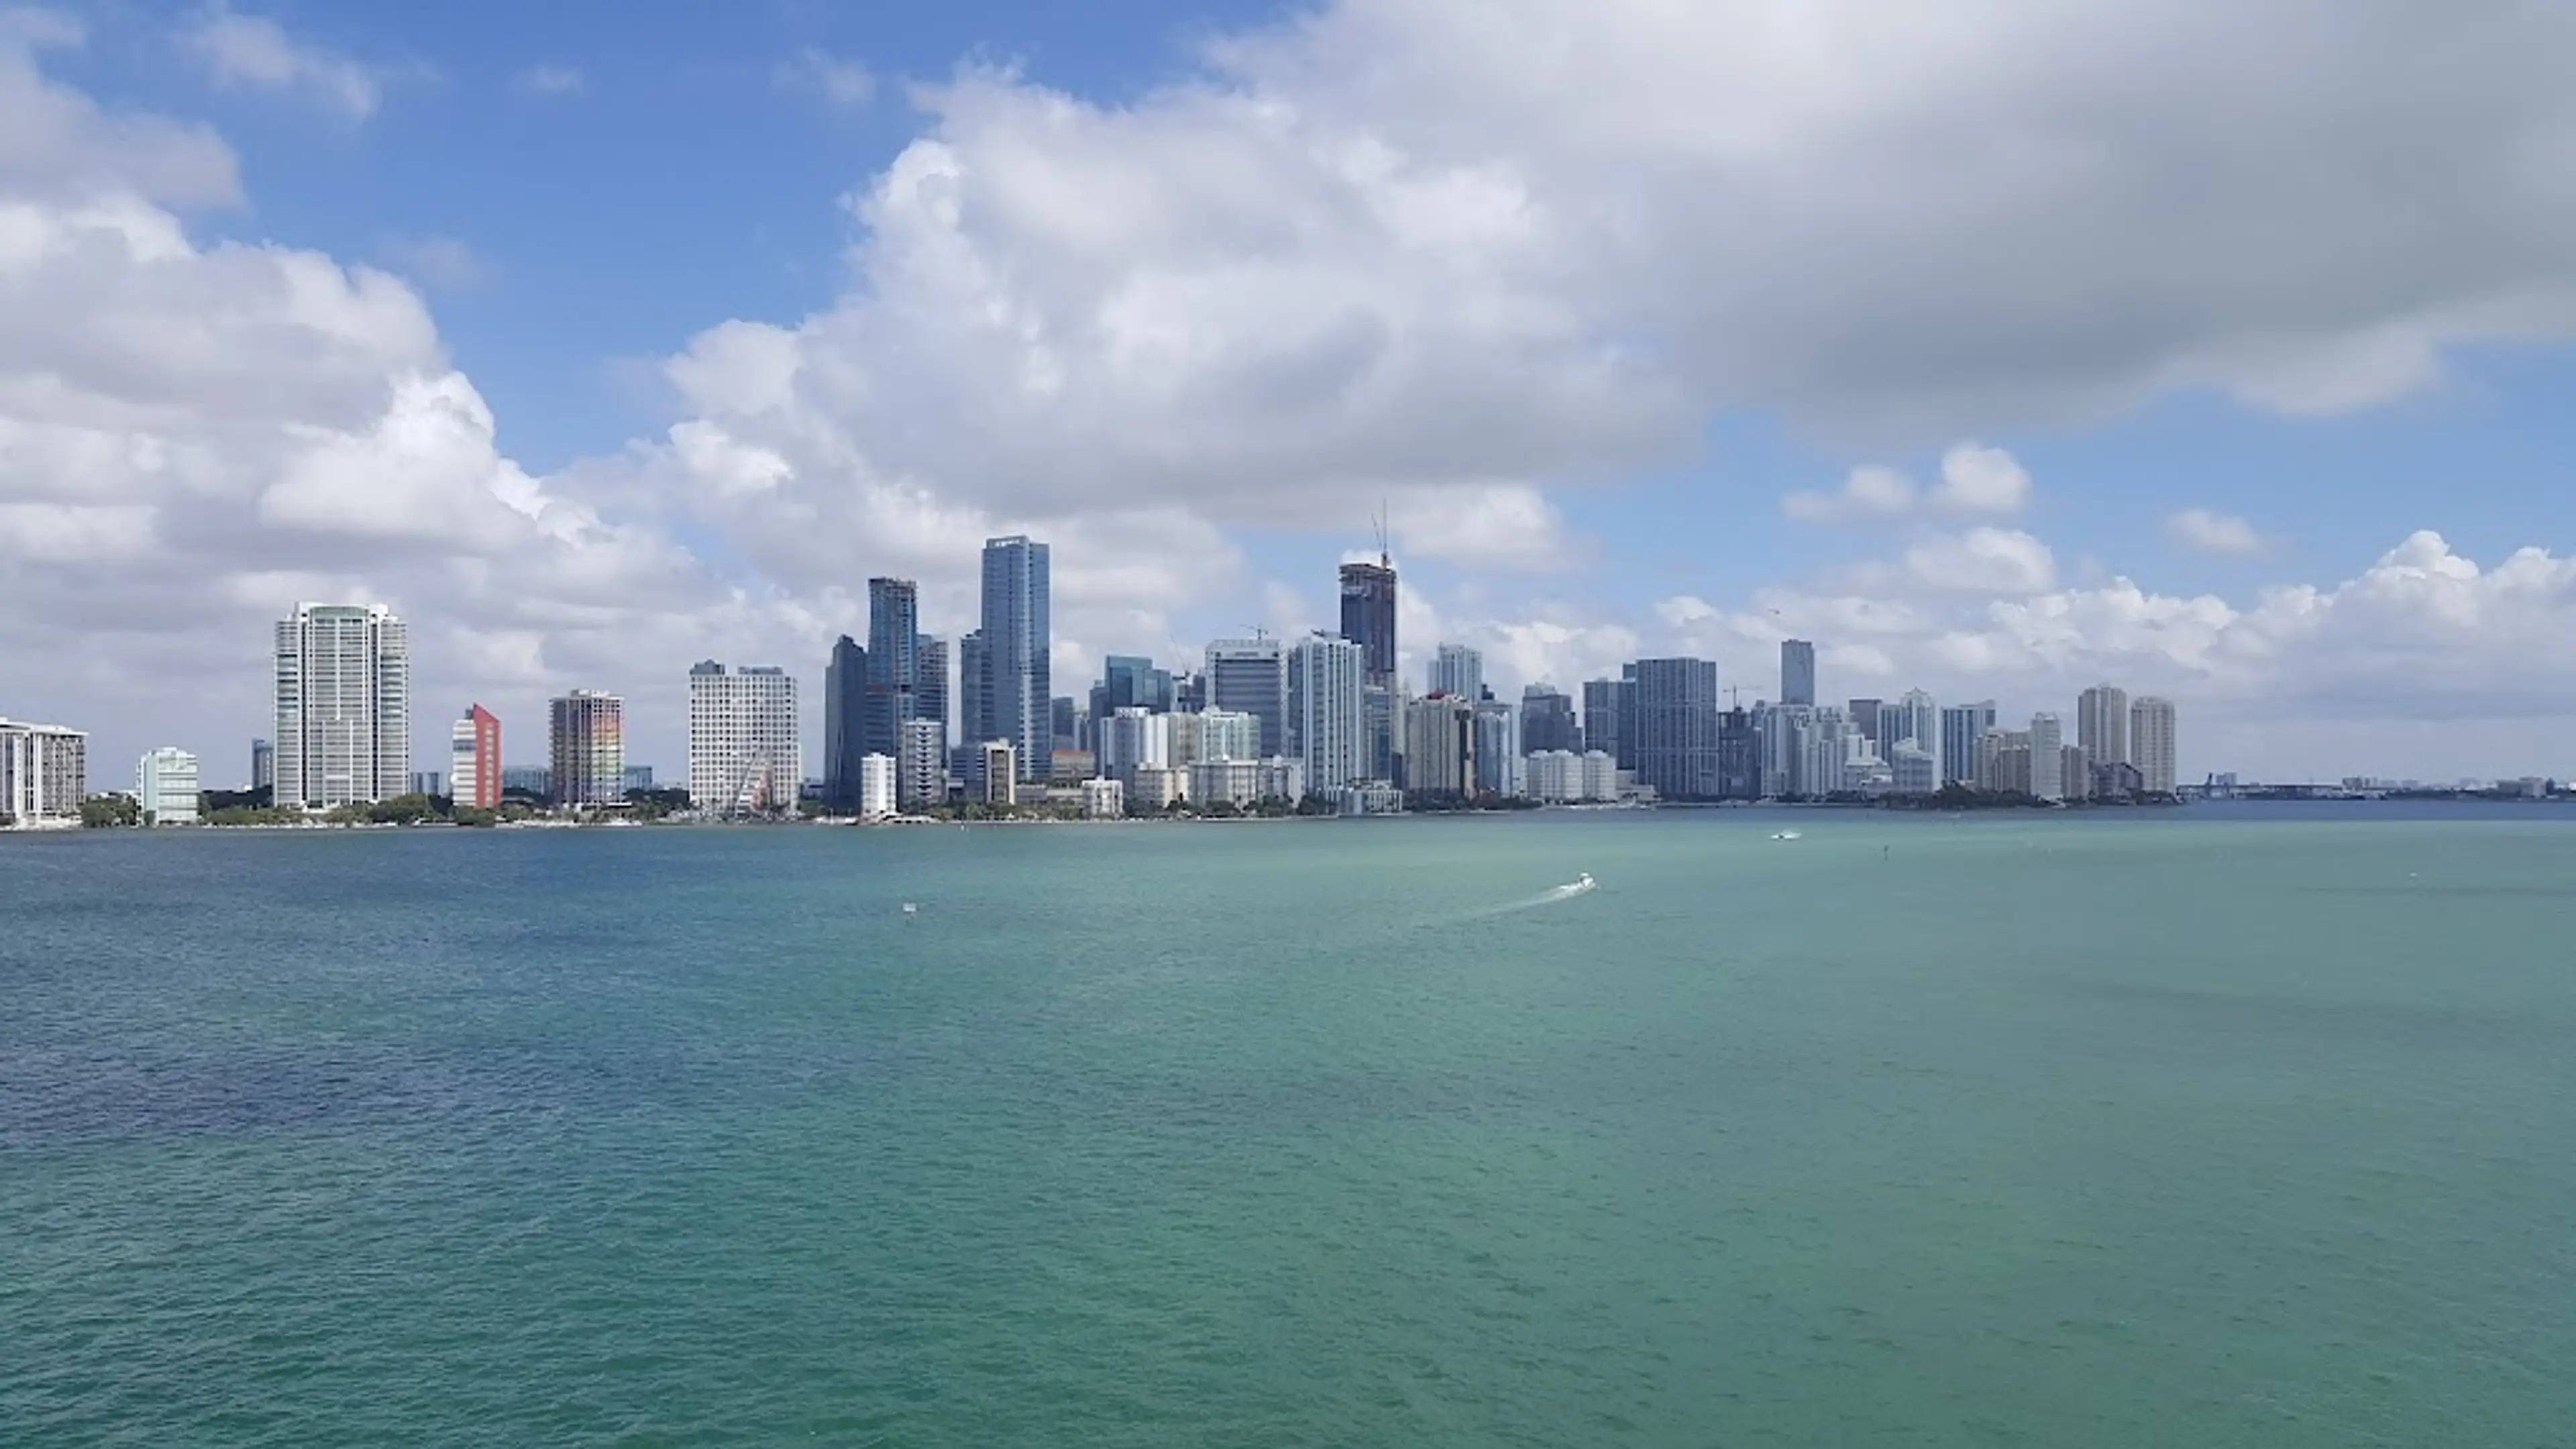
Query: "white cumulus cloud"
182 5 384 120
2167 506 2265 555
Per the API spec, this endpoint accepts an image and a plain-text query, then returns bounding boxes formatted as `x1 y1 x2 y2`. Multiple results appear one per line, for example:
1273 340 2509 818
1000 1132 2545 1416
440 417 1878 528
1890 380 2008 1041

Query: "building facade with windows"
688 662 800 812
549 691 625 806
0 720 85 828
273 602 411 810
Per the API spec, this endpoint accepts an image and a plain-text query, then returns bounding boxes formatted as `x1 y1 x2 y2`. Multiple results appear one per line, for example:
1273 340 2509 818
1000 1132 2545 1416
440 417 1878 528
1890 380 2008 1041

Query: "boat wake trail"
1431 874 1597 926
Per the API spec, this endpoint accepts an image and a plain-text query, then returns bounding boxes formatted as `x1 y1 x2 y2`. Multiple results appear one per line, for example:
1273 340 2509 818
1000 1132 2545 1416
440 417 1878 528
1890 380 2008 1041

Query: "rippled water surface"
5 808 2573 1445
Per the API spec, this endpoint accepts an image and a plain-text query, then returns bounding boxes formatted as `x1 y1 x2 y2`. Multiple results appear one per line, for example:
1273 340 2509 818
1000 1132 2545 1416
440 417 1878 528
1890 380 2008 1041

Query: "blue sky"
6 0 2576 783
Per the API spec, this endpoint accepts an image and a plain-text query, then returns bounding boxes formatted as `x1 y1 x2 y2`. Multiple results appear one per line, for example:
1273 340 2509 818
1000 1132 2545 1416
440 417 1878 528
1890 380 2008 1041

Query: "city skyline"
4 5 2575 784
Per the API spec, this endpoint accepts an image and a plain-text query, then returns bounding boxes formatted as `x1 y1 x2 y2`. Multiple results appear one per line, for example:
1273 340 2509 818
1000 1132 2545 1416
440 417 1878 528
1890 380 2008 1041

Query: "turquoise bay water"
4 808 2572 1445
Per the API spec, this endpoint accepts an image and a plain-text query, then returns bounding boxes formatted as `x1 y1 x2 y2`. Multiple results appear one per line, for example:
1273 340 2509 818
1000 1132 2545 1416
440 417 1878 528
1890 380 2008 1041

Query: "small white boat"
1770 830 1803 841
900 902 918 915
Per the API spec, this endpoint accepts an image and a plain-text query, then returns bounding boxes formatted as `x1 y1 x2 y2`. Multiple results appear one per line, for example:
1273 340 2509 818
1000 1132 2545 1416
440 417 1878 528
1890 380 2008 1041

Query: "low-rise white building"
1338 783 1405 816
1082 777 1126 819
1526 749 1581 804
1 719 87 828
137 747 200 824
1129 765 1187 811
859 753 896 820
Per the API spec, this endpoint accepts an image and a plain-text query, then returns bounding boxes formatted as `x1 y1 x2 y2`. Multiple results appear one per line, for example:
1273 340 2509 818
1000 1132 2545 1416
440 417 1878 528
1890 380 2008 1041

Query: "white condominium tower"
1289 633 1367 794
274 602 411 809
2078 684 2130 767
2130 696 2178 795
688 661 800 812
0 718 87 828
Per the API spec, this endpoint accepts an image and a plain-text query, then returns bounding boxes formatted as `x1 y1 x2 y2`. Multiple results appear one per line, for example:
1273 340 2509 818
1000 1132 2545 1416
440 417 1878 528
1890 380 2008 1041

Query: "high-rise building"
896 716 946 808
2061 743 2093 802
0 719 86 828
273 603 411 810
863 578 921 759
1362 685 1400 784
1402 694 1476 799
500 765 552 798
824 634 869 810
410 770 444 798
2078 684 2130 769
136 747 199 824
979 535 1051 784
1472 700 1523 798
1338 558 1399 690
1847 698 1884 749
1717 707 1760 800
1095 707 1169 788
2131 696 2178 795
1521 684 1580 753
1580 679 1624 767
1978 728 2035 795
1290 634 1368 796
1429 643 1485 704
1091 654 1175 727
1882 690 1939 763
688 661 800 812
1633 657 1721 799
957 629 988 759
2028 713 2064 802
250 737 274 793
1204 637 1289 757
450 704 500 809
1780 639 1817 707
916 635 949 748
549 691 625 806
1051 697 1079 751
1939 701 1997 787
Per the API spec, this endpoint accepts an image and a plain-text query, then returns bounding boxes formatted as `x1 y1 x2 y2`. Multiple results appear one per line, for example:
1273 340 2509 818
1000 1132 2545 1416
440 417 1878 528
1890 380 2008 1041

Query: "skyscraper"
957 629 987 751
1939 701 1997 787
2029 712 2065 802
1205 636 1289 757
1717 708 1760 800
1338 557 1398 690
1780 639 1816 707
1428 643 1485 704
1402 694 1476 799
2078 684 2131 768
863 578 920 759
1520 684 1580 753
1882 690 1939 762
273 602 411 810
979 535 1052 783
824 634 868 810
688 661 800 812
2131 696 2179 795
916 635 950 749
1633 657 1721 799
549 690 625 806
450 704 500 809
1847 698 1884 749
1290 633 1368 795
1579 679 1621 766
250 737 274 794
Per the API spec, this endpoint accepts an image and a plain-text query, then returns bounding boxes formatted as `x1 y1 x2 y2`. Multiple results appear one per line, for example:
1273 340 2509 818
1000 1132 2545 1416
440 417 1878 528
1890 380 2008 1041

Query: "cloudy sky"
5 0 2575 786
